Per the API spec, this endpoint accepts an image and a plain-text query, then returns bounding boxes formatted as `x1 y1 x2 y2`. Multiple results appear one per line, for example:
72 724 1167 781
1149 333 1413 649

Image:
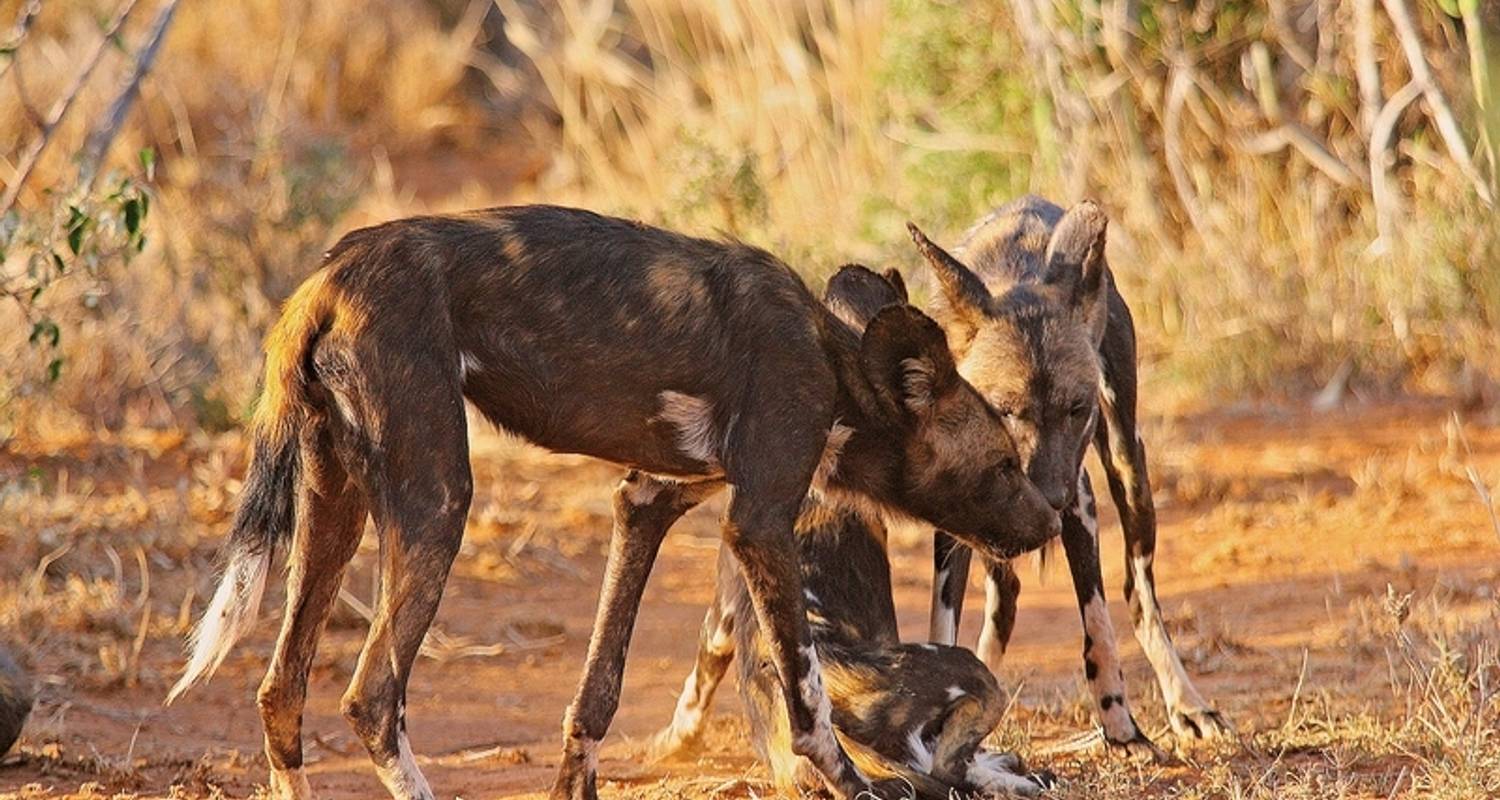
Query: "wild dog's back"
309 204 834 476
954 194 1066 288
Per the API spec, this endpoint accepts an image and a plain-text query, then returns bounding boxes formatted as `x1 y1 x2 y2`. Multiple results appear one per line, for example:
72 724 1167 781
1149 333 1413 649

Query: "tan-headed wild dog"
166 206 1061 800
918 196 1228 749
650 265 1054 798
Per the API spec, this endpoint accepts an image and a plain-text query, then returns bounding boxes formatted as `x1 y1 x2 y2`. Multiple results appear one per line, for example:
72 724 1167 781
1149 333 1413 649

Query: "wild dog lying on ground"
651 265 1054 798
916 196 1228 748
166 205 1061 800
0 644 32 757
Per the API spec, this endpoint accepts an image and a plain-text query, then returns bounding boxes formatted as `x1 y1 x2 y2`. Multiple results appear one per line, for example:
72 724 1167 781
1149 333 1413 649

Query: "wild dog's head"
907 200 1110 512
825 265 1059 562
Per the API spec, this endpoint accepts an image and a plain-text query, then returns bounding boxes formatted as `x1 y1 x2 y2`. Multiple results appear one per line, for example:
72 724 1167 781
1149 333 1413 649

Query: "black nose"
1043 485 1070 511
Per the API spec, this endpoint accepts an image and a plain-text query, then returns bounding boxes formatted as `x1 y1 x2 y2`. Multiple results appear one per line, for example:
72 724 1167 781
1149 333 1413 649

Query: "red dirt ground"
1 399 1498 798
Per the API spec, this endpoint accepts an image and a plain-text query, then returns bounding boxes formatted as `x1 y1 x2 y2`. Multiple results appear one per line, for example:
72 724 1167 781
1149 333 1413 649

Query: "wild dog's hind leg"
338 350 472 800
552 474 719 800
1062 472 1157 756
1096 340 1228 739
257 425 368 800
650 542 742 759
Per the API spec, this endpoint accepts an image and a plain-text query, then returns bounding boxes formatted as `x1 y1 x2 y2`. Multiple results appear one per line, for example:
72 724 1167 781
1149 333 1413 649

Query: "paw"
548 768 598 800
1168 705 1232 740
645 724 699 762
969 749 1054 797
1104 723 1168 763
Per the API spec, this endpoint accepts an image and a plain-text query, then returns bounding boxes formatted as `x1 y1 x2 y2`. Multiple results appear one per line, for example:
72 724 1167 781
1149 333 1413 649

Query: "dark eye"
996 454 1019 474
1071 401 1092 418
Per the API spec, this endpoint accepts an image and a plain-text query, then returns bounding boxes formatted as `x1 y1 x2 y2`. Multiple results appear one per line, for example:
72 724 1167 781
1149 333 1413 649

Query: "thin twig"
0 0 143 215
1354 0 1382 136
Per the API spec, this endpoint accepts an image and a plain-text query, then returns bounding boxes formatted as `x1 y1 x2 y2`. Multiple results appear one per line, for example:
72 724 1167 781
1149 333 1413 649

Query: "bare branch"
1164 66 1210 239
1380 0 1494 206
1353 0 1381 136
0 0 143 215
1370 80 1425 245
79 0 179 188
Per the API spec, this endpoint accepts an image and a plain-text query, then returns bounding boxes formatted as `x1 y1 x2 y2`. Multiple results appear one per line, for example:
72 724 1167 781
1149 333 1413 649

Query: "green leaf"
124 197 141 236
52 251 66 274
66 205 90 255
29 319 60 348
139 147 156 181
47 357 63 383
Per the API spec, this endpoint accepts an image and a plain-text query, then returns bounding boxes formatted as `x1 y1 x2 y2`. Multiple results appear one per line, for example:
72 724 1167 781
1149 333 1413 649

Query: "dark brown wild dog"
649 265 1055 797
0 644 31 757
919 196 1228 749
165 205 1060 800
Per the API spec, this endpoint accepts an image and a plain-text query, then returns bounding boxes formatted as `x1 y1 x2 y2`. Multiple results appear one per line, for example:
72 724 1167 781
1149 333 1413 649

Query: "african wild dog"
650 265 1053 798
0 644 31 757
917 196 1228 748
165 205 1061 800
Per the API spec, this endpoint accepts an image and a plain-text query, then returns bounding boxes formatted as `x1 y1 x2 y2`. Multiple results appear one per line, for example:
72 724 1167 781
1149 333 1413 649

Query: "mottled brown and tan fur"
167 206 1061 800
920 196 1228 749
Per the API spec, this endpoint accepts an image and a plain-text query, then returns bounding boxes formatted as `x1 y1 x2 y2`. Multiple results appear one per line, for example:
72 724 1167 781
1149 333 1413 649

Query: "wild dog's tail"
167 269 336 704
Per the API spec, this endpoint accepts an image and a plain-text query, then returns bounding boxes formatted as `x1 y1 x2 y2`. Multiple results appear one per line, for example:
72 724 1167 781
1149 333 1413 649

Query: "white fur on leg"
373 730 434 800
167 550 270 703
974 571 1008 672
651 669 704 758
967 750 1043 797
268 767 314 800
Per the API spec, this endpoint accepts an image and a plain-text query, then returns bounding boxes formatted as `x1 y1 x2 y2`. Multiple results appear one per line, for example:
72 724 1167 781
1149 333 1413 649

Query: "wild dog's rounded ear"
1043 200 1108 315
906 222 989 348
826 264 906 332
880 268 908 303
860 304 959 421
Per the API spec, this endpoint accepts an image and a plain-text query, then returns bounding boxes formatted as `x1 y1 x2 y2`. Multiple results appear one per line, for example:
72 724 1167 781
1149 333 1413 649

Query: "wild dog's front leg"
551 474 715 800
928 532 972 645
1096 368 1229 740
649 545 741 759
973 558 1022 674
725 495 871 799
1061 473 1158 756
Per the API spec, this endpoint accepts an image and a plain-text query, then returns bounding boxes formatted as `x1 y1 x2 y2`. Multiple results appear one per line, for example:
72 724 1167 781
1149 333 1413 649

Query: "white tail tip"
166 551 270 704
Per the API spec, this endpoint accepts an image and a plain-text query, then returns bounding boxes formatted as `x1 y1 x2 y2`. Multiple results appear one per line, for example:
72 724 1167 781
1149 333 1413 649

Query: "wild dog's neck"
812 307 904 505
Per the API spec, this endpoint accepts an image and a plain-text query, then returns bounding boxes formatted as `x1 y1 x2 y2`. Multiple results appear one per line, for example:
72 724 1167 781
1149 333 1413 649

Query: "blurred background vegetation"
2 0 1497 441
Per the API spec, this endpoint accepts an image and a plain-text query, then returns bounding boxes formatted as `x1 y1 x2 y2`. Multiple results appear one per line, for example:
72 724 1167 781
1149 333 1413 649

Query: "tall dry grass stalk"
498 0 895 268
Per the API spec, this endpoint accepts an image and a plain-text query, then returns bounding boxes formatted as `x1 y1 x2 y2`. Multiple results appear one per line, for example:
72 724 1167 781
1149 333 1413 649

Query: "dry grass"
2 1 1499 798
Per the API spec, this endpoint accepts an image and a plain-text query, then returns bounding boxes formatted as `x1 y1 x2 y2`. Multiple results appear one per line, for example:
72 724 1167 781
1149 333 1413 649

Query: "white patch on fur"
946 685 966 701
374 730 433 800
1130 553 1211 716
905 727 934 773
459 350 483 381
804 588 820 606
267 767 313 800
975 568 1008 672
929 566 958 646
967 749 1042 796
657 391 721 466
167 550 270 703
665 669 704 743
1081 591 1135 739
919 643 938 652
810 423 854 490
